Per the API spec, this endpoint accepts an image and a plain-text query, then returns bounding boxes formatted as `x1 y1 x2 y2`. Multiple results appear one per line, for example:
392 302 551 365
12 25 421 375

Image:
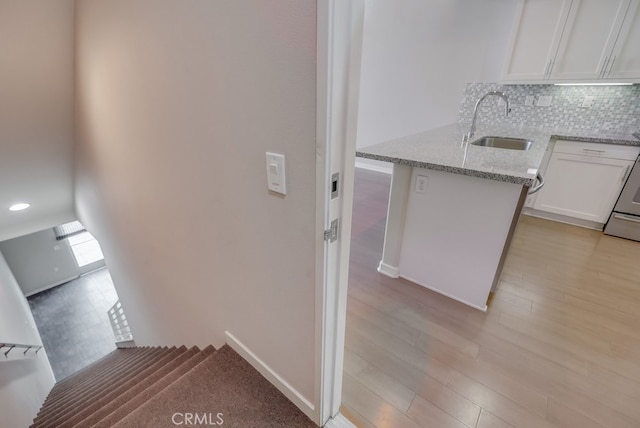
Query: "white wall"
0 251 55 427
0 228 100 296
74 0 317 405
356 0 519 150
0 0 76 241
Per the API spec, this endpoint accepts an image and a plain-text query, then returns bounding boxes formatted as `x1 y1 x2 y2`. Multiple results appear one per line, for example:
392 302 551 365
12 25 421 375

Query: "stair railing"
108 300 134 345
1 342 43 359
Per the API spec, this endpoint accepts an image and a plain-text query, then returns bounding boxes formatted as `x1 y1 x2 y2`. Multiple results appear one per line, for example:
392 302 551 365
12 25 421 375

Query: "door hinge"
324 218 339 243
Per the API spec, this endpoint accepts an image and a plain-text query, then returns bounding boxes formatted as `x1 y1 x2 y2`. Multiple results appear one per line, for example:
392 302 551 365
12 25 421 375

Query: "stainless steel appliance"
605 155 640 241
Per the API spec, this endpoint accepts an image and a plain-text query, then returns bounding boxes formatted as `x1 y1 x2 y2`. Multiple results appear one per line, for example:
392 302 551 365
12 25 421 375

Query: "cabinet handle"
600 57 610 78
607 55 616 77
613 213 640 224
528 173 545 195
582 148 606 154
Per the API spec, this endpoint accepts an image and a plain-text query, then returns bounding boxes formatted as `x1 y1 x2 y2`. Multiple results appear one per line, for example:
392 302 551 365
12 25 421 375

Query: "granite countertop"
356 124 640 187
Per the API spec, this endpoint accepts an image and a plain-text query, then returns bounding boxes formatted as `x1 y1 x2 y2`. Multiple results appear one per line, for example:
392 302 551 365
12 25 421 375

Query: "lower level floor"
28 268 118 381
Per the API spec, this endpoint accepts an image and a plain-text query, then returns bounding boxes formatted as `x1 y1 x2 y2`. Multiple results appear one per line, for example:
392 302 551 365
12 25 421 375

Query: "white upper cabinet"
502 0 572 82
550 0 628 80
502 0 639 83
607 0 640 78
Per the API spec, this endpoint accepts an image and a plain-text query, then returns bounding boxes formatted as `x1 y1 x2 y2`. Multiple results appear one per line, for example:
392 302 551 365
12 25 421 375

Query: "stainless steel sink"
470 136 533 151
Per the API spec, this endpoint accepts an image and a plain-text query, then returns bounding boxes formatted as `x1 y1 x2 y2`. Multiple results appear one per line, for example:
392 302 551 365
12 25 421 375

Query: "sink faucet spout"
465 91 510 142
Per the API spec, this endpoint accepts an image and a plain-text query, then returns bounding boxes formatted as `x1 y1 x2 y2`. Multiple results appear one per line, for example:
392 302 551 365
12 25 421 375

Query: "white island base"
378 164 527 311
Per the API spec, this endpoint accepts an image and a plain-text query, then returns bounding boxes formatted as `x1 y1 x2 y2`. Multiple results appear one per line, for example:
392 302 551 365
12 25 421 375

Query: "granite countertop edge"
355 151 533 186
549 133 640 146
356 124 640 187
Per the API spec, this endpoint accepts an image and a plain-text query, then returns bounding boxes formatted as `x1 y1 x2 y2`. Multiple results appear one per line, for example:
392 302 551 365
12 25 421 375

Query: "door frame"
315 0 365 426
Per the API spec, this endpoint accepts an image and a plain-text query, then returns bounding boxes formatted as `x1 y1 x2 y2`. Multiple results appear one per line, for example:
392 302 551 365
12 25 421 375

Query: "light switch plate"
525 96 535 106
537 95 553 107
266 152 286 195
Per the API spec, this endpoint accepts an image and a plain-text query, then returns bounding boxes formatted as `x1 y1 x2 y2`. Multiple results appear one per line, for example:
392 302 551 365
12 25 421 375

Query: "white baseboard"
377 261 399 278
324 412 356 428
225 331 316 424
24 275 79 297
354 159 392 174
522 208 603 231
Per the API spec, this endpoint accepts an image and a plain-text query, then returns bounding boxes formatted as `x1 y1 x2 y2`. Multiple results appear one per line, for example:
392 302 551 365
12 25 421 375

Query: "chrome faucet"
464 91 510 142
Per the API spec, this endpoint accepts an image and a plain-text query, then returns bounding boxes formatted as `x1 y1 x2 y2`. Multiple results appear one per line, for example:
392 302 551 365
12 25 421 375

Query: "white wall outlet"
525 96 535 106
582 96 595 108
537 95 553 107
266 152 286 195
415 175 428 193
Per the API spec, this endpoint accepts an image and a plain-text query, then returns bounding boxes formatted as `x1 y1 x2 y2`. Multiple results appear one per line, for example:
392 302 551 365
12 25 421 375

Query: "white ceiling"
0 0 76 242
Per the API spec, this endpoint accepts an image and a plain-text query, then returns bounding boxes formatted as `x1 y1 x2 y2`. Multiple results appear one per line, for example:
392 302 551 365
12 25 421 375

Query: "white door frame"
315 0 365 426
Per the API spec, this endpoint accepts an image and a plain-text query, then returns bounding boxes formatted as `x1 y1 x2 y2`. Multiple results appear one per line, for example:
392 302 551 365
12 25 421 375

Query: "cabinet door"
607 0 640 79
501 0 572 82
550 0 629 80
533 153 633 223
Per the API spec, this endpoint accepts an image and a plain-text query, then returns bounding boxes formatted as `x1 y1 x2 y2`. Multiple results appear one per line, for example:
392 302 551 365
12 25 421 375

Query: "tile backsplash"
459 83 640 134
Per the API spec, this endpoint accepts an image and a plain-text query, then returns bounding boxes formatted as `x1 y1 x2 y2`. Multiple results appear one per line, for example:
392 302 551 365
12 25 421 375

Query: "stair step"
36 348 146 421
57 345 192 428
88 345 216 428
44 347 143 403
36 347 160 420
35 347 171 426
32 344 313 428
114 345 315 428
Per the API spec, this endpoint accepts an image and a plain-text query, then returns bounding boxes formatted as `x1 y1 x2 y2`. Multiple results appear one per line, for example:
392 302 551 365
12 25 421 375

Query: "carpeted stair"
32 344 316 427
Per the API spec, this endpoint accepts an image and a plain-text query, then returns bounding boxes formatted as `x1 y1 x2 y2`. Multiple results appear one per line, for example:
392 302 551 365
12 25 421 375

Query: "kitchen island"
356 123 550 310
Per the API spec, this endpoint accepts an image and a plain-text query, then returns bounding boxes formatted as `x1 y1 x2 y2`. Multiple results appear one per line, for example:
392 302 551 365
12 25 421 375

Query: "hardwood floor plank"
478 346 640 427
546 400 606 428
406 394 470 428
341 169 640 428
342 373 422 428
343 347 368 375
341 404 377 428
476 409 514 428
446 371 555 428
353 365 416 413
347 313 454 385
415 381 481 428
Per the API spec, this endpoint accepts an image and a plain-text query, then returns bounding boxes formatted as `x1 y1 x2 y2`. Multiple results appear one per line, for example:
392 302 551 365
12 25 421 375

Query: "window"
67 232 104 267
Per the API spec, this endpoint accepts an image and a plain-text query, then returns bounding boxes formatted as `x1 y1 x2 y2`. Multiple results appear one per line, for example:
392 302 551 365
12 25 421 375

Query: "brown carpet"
31 344 316 428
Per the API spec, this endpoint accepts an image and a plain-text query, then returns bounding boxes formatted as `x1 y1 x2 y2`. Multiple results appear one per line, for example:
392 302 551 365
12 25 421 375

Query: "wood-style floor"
341 168 640 428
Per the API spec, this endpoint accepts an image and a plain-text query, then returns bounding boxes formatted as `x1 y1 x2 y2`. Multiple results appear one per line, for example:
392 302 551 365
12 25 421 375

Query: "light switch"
266 152 286 195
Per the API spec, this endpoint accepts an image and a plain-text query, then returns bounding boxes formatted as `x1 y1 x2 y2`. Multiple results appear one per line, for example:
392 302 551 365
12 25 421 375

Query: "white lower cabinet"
533 141 639 224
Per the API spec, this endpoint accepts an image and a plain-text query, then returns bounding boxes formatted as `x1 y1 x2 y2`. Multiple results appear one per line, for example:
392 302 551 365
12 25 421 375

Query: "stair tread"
90 345 217 428
114 345 315 428
48 348 133 396
59 345 192 427
37 347 147 417
36 347 172 425
32 344 312 428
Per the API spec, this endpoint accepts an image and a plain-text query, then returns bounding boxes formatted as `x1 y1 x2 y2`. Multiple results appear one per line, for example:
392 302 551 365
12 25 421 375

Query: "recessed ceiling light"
9 203 30 212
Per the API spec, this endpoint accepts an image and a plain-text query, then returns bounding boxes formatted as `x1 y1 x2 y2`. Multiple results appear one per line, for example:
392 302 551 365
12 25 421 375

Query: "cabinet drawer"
554 140 640 161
